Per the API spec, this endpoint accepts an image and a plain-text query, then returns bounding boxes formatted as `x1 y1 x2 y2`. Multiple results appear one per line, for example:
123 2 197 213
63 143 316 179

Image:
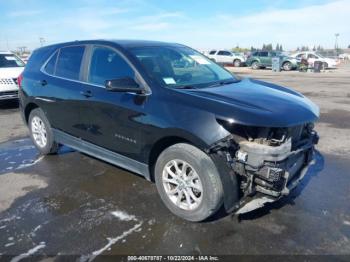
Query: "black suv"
19 40 319 221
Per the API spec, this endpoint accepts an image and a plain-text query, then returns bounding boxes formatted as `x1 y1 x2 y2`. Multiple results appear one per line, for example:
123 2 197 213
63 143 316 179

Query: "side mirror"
105 77 145 94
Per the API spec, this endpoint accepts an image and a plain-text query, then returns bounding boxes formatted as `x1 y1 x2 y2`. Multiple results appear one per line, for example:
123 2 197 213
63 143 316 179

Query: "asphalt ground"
0 63 349 259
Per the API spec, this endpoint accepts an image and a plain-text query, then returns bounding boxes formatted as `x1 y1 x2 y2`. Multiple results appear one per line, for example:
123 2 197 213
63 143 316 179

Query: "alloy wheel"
162 159 203 211
31 116 47 148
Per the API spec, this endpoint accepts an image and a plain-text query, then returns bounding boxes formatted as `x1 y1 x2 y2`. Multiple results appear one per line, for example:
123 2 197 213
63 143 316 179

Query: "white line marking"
81 222 142 262
111 210 137 221
10 242 46 262
16 156 44 170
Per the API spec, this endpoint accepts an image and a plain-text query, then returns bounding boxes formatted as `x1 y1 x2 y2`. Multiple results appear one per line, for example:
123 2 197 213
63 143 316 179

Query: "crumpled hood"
0 67 24 78
182 78 319 127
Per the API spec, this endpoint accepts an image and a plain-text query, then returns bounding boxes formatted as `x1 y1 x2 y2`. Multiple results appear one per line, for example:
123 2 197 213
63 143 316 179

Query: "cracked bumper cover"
233 132 319 214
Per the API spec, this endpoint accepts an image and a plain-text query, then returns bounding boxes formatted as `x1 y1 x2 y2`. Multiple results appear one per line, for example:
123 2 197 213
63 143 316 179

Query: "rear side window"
259 52 268 57
88 46 134 86
209 50 216 55
44 51 58 75
55 46 85 80
217 51 231 56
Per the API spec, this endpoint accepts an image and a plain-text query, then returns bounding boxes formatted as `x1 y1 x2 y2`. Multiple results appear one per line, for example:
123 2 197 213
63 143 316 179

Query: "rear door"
39 45 87 138
259 51 269 66
217 50 232 63
78 45 145 159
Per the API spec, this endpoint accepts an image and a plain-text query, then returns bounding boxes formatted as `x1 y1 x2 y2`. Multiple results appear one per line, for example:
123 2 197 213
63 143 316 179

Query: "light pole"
335 33 339 55
39 37 46 47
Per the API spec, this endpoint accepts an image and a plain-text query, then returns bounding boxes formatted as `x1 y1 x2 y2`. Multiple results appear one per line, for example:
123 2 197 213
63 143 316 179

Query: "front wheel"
233 59 241 67
251 61 260 70
155 143 223 222
29 108 59 155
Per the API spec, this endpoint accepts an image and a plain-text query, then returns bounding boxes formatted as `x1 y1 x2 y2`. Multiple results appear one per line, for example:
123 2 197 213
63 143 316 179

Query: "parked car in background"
246 51 299 71
291 52 338 69
19 40 319 221
0 51 25 101
207 50 246 67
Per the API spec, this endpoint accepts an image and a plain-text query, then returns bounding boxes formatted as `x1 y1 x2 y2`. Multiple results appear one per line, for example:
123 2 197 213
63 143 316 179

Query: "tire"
154 143 224 222
323 62 328 69
233 59 241 67
29 108 59 155
251 61 259 70
282 61 292 71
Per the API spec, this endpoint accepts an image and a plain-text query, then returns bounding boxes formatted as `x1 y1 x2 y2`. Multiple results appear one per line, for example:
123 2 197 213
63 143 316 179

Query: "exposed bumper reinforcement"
235 156 316 214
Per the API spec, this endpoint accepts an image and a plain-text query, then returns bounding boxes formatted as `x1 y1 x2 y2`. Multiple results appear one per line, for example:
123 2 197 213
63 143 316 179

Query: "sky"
0 0 349 51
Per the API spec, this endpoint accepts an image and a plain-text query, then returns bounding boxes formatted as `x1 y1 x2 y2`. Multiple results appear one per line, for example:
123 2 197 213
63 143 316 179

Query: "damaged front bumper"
208 123 319 215
233 131 319 214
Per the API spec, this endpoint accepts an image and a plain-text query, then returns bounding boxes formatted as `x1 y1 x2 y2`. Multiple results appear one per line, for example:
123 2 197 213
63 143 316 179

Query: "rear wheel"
233 59 241 67
282 61 292 71
154 143 223 221
29 108 59 155
251 61 259 70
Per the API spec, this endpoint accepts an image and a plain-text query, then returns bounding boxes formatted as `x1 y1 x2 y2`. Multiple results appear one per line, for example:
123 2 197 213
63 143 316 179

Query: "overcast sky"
0 0 349 51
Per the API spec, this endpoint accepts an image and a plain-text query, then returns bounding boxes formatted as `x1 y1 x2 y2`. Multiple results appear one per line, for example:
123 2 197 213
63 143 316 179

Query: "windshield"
0 54 25 68
130 46 237 88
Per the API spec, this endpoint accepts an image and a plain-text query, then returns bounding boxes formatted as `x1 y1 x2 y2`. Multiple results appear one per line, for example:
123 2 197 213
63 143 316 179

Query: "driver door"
79 45 146 159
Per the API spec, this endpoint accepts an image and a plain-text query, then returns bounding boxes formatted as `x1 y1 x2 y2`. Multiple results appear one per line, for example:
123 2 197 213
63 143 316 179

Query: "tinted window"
0 54 25 68
259 52 268 57
209 50 216 55
55 46 85 80
308 54 317 59
88 47 134 86
252 52 259 56
296 54 304 58
217 51 231 56
44 51 58 75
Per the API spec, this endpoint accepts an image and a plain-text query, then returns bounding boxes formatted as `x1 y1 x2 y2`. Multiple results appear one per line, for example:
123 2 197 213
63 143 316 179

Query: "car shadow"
0 99 19 109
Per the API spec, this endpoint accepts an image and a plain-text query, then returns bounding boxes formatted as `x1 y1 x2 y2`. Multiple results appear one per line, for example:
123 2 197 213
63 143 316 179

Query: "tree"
276 43 280 51
348 44 350 48
296 47 300 51
312 46 316 51
265 43 273 51
262 44 266 50
279 44 283 51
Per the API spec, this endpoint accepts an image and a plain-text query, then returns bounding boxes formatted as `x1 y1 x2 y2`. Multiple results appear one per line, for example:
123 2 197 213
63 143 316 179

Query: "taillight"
17 73 23 89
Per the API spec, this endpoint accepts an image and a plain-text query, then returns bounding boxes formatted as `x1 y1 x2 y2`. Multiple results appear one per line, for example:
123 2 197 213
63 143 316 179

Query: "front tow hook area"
235 156 317 215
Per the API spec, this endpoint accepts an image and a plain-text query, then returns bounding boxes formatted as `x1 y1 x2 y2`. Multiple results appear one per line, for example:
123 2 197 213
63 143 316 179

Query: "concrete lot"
0 64 350 258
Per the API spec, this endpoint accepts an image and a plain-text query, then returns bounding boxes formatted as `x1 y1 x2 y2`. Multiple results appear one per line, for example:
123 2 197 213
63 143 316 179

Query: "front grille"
0 90 18 96
0 78 16 85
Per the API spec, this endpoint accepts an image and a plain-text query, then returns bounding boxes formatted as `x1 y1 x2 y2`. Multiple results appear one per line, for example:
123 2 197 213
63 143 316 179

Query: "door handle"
80 90 93 98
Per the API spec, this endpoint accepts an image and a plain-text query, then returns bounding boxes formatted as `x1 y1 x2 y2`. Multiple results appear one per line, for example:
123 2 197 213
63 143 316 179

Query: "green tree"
266 43 273 51
276 43 280 51
279 45 283 51
348 44 350 48
312 46 316 51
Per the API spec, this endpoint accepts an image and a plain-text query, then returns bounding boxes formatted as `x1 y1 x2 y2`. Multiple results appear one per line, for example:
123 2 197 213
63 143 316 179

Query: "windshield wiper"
174 85 197 89
207 79 239 88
